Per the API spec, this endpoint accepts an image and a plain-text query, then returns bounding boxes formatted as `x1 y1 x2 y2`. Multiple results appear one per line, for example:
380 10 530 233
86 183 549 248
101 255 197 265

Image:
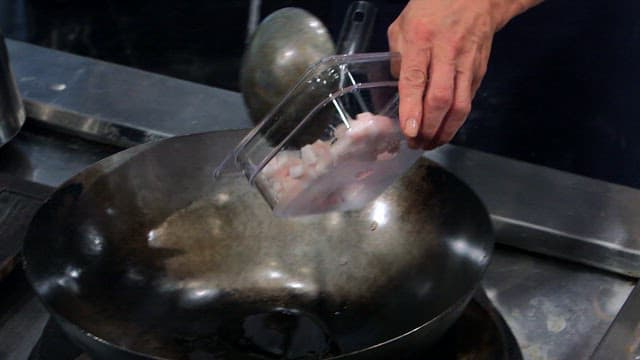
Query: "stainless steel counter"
485 247 634 360
427 146 640 278
0 122 121 187
6 39 253 147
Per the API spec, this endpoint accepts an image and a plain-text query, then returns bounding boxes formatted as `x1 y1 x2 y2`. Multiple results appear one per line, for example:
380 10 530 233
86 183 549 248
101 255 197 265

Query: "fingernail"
405 118 419 137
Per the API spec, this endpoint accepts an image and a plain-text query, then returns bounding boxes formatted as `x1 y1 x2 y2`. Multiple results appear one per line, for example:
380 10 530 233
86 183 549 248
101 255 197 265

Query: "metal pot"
22 129 493 359
0 31 25 147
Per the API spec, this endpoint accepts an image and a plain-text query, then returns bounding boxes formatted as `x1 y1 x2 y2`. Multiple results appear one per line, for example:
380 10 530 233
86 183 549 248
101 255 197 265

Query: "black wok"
22 130 494 359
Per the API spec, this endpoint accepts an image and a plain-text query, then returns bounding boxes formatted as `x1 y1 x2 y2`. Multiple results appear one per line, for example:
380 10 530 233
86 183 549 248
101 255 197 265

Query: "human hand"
388 0 542 149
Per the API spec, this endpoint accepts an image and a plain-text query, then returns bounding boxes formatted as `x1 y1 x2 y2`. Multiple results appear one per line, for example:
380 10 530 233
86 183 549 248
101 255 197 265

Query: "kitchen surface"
1 1 640 360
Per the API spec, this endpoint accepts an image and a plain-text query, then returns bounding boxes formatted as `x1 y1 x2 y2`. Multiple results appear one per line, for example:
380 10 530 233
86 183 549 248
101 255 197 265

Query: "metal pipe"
246 0 262 43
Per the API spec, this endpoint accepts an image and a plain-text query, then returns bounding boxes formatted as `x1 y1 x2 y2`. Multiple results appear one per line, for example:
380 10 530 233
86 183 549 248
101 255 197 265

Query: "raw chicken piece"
301 140 333 177
259 112 408 216
261 150 300 178
330 112 398 163
333 123 348 139
274 176 305 203
376 151 398 161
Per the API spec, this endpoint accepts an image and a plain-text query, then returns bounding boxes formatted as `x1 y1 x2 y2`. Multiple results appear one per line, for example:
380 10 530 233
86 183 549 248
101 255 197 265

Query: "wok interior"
23 133 493 359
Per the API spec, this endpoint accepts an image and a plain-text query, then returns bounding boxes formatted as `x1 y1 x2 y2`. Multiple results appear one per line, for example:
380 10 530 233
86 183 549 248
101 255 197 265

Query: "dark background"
0 0 638 189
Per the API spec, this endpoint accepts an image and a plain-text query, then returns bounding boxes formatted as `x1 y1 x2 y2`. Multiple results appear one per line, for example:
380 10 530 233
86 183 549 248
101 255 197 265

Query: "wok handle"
336 1 378 55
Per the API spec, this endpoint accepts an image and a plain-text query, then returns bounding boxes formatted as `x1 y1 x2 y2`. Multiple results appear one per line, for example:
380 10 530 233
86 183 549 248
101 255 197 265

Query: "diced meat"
259 112 406 216
300 145 318 165
289 164 305 179
330 113 397 163
262 150 300 178
305 140 333 177
376 151 398 161
333 124 348 139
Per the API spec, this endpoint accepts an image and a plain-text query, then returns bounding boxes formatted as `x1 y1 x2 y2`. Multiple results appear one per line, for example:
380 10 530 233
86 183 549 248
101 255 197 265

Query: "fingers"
397 46 431 139
434 49 475 145
387 1 497 150
388 24 401 79
420 52 455 147
390 54 401 79
471 39 491 96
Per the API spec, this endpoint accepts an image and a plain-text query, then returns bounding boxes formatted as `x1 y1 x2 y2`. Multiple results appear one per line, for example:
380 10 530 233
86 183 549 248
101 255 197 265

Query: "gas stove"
1 40 640 360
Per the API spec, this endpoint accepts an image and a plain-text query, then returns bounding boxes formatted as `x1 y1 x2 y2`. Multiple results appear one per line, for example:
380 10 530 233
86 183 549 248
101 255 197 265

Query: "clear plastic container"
215 52 422 217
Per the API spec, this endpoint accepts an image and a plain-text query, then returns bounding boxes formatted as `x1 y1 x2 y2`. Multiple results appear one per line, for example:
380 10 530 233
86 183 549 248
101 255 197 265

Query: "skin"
388 0 544 149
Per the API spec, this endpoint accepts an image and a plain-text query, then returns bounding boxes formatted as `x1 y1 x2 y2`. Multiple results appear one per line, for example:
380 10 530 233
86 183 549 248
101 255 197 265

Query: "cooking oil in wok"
147 192 353 358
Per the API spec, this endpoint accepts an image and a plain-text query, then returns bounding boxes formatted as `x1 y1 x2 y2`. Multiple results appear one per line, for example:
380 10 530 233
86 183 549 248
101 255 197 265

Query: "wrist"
492 0 543 31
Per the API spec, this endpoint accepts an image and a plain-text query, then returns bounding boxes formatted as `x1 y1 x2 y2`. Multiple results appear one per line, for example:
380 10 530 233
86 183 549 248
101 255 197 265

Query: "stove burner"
28 290 521 360
421 291 522 359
